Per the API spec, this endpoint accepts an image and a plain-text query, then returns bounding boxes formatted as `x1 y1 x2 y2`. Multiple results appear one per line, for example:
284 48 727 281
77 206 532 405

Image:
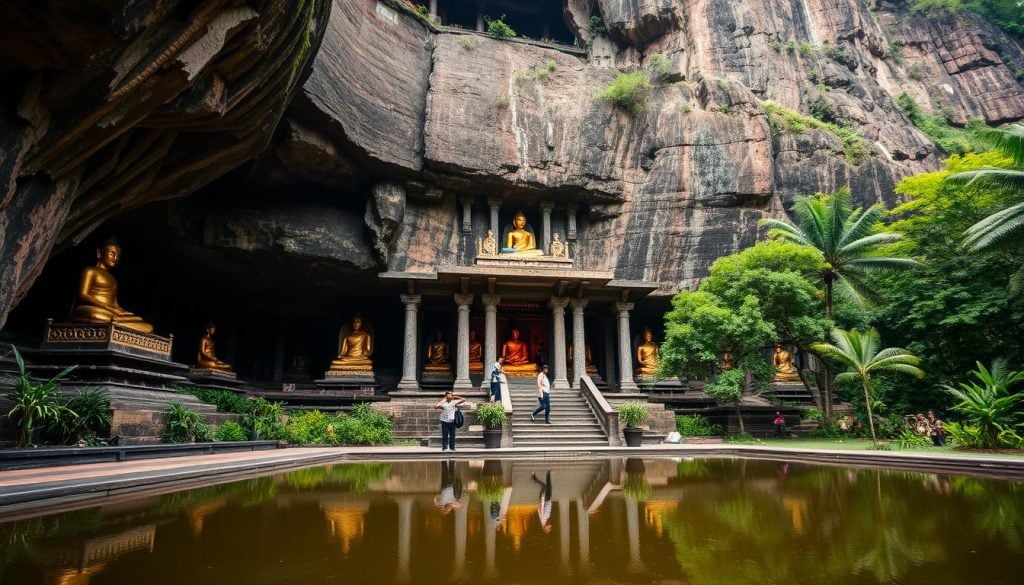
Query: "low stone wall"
373 395 483 441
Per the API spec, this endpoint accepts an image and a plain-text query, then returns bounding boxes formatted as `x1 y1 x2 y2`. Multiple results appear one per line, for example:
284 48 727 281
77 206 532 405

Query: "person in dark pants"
531 364 551 424
490 357 505 403
435 391 465 451
774 411 786 438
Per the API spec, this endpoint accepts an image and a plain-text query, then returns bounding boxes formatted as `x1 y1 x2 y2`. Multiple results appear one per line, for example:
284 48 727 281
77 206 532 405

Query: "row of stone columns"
396 294 638 391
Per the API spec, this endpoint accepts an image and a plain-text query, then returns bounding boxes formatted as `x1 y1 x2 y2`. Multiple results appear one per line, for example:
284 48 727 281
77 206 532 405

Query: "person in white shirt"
489 357 504 402
531 364 551 424
434 391 465 451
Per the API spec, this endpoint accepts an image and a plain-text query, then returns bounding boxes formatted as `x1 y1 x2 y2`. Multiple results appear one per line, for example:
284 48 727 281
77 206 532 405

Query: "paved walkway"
2 444 1022 517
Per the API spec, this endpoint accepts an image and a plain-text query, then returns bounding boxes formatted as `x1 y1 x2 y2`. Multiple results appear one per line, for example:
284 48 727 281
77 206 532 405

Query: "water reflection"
1 458 1022 584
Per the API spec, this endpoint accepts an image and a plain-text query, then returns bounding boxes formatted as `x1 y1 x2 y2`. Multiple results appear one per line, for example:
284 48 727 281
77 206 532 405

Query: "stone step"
514 431 607 439
514 439 609 446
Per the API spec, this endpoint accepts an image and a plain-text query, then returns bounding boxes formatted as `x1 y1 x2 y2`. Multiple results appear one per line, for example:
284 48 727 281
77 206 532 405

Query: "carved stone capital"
549 297 570 311
400 294 421 307
614 301 634 315
454 293 474 308
481 294 501 308
570 298 589 312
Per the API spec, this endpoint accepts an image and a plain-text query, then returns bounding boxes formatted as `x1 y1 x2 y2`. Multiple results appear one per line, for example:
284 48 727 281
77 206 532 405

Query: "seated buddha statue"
328 316 374 373
424 329 452 373
195 323 233 372
468 330 484 373
634 327 660 377
721 351 735 371
71 239 154 334
772 344 800 382
501 328 537 374
502 211 543 256
568 343 599 374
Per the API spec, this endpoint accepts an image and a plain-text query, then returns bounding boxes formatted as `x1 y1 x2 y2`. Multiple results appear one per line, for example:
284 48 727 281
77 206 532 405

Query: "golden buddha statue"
328 316 374 373
502 211 543 256
71 239 153 333
772 344 800 382
468 330 484 373
424 329 452 373
635 327 660 377
195 323 233 372
568 343 599 374
501 328 536 374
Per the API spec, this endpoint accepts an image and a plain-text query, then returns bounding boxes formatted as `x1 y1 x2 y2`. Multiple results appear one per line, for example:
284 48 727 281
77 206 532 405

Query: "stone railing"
581 375 620 446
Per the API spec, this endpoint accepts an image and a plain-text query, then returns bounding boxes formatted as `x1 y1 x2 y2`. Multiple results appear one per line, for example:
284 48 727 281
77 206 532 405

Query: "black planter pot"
623 428 644 447
483 429 503 449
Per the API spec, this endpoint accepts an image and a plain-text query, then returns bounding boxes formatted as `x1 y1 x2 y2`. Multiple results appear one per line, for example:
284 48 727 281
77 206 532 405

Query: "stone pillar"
475 0 484 31
488 197 501 244
559 500 571 573
460 196 473 234
550 297 570 390
398 295 421 391
570 299 588 388
396 497 413 583
576 499 590 575
615 302 638 392
454 503 468 579
483 499 497 579
540 202 554 253
482 294 500 388
603 316 617 386
454 294 474 390
567 204 578 241
429 0 437 18
626 496 642 573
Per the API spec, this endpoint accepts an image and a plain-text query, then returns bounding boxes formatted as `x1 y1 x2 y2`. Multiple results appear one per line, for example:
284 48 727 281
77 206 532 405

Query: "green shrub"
889 40 905 63
618 402 649 428
485 14 516 38
797 41 814 56
4 345 76 447
477 477 506 502
897 428 930 449
821 42 853 66
807 95 837 124
163 403 212 443
943 360 1024 448
282 410 331 444
215 420 247 442
908 65 926 81
587 14 606 42
599 71 652 116
475 403 506 429
945 421 985 448
648 52 672 84
458 36 476 50
676 414 722 437
176 385 250 414
57 388 112 443
725 432 762 444
895 92 989 155
241 396 284 440
770 39 784 52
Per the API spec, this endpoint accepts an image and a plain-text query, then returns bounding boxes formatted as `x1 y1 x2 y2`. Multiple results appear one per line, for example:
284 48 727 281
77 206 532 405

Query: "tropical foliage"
676 414 723 437
4 345 76 447
943 360 1024 448
617 402 649 429
812 328 925 447
279 404 393 445
162 403 212 443
475 403 506 429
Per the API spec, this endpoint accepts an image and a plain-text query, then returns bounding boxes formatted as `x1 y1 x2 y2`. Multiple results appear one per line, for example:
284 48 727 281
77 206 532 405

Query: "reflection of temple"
40 526 156 585
322 502 368 554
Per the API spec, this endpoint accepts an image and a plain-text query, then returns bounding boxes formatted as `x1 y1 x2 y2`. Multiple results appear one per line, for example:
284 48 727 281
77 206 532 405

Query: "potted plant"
476 403 506 449
618 402 648 447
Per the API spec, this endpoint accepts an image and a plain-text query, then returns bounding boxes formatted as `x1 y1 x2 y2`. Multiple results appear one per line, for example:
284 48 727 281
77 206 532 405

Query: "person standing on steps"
490 357 505 403
435 391 465 452
531 364 551 424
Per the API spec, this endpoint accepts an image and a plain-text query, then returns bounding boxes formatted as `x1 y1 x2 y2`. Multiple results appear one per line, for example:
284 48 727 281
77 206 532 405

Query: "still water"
1 458 1021 585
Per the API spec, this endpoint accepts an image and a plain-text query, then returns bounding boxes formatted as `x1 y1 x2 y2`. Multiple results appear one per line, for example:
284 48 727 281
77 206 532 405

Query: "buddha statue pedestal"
187 367 243 392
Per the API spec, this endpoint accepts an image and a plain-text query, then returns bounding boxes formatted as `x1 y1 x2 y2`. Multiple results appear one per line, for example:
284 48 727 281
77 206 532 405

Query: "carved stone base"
42 321 173 360
318 371 376 385
421 371 454 383
187 368 243 391
323 369 375 379
189 367 237 379
474 255 573 269
311 377 380 395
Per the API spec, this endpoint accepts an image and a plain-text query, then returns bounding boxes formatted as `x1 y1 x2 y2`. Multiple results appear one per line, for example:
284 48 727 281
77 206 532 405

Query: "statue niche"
501 211 543 256
468 330 484 374
501 327 537 375
424 329 452 373
71 239 153 334
634 327 660 378
328 315 375 375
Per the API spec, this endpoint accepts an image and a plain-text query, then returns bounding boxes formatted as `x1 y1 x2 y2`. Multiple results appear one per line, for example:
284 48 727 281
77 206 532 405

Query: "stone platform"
187 368 244 392
474 255 573 269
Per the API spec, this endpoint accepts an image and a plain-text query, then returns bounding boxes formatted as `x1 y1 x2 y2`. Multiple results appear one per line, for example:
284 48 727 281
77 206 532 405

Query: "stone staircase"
508 379 609 447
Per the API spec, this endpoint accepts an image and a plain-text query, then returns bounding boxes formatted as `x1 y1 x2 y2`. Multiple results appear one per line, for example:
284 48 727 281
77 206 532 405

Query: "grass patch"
762 101 870 165
895 92 989 155
484 14 516 38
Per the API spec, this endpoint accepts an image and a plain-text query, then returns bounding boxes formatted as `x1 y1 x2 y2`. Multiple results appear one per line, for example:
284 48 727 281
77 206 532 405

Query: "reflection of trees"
282 463 391 492
661 464 963 585
0 509 103 580
155 476 279 514
950 476 1024 550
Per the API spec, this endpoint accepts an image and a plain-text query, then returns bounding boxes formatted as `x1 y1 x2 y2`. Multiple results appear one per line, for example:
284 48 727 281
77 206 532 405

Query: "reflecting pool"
1 458 1021 584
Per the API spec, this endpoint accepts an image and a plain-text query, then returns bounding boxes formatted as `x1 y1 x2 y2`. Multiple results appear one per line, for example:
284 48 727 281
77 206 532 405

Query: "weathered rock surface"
0 0 331 329
3 0 1024 326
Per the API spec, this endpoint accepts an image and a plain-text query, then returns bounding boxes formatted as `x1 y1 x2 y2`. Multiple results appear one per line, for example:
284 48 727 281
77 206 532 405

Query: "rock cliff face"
2 0 1024 327
0 0 330 328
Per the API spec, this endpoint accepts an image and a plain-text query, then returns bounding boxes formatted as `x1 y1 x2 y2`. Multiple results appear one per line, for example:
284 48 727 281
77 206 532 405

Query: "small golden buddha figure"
635 327 660 377
502 211 543 256
424 329 452 373
468 330 484 373
568 343 599 374
721 351 735 371
501 328 537 374
329 316 374 373
772 344 800 382
195 323 233 372
71 239 154 333
480 230 497 256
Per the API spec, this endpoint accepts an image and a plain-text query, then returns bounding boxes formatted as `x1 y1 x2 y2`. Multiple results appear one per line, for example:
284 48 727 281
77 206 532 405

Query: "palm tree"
760 188 919 417
760 187 919 319
812 328 924 447
946 123 1024 294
